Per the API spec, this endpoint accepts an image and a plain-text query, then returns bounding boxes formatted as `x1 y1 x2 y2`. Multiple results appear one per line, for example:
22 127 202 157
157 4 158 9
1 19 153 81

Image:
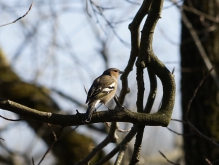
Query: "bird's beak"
119 71 124 74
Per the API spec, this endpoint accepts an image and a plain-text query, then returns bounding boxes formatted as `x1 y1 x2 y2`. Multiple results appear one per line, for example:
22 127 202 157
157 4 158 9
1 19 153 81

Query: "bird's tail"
83 103 96 123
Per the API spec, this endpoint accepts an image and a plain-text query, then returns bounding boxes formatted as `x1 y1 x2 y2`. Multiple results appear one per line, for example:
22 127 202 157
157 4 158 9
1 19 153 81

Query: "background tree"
181 0 219 164
0 49 107 165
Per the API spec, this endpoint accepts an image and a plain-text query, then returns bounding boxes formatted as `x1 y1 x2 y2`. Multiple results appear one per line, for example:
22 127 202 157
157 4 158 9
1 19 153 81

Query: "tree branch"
75 122 118 165
143 0 175 119
0 2 33 27
0 99 171 126
94 125 138 165
119 0 151 105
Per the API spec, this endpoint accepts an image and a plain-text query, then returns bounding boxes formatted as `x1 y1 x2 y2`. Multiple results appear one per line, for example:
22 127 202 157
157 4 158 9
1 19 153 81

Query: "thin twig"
182 4 219 23
47 124 57 141
37 139 55 165
0 137 5 141
90 0 114 10
94 126 138 165
37 124 58 165
167 127 194 136
86 0 92 17
186 67 214 119
0 2 34 27
89 0 130 46
171 118 189 125
124 0 141 5
159 150 180 165
0 114 24 121
83 85 88 94
105 122 130 132
32 157 35 165
37 125 78 165
187 121 219 147
75 123 118 165
172 67 219 148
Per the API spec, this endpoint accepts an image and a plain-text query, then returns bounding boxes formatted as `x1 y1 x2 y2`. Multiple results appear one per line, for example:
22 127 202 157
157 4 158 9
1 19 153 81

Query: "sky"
0 0 183 164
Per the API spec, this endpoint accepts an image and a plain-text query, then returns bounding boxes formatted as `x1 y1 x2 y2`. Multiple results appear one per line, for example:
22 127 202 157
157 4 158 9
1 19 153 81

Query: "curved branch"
137 0 175 120
148 55 175 118
128 1 175 163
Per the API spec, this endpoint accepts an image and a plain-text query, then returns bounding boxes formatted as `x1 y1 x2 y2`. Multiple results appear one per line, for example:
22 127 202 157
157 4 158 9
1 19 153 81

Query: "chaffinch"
84 68 124 122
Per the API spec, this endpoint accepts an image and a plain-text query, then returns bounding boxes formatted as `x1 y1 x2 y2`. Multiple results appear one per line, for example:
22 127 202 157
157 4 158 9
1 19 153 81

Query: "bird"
83 68 124 122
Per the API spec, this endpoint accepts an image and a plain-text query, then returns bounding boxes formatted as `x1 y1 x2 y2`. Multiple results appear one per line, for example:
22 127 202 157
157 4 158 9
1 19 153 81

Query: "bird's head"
102 68 124 79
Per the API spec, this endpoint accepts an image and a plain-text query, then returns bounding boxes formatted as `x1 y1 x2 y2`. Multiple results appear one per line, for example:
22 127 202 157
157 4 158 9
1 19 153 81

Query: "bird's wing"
86 75 116 103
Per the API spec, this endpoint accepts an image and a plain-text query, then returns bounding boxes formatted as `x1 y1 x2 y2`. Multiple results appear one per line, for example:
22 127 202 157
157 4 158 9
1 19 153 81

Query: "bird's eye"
114 70 117 72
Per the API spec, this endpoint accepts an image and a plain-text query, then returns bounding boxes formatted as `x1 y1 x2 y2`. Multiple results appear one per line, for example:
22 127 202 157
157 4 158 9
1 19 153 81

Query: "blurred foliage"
0 49 110 165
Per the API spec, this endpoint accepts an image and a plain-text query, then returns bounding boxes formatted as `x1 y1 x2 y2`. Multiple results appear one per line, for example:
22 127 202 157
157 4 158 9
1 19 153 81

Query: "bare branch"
0 114 24 121
123 0 141 5
159 150 180 165
37 136 55 165
0 2 34 27
0 137 5 141
37 124 58 165
37 124 78 165
105 122 131 133
86 0 92 17
0 99 172 126
187 121 219 147
32 157 35 165
167 127 194 136
182 4 219 23
171 118 189 125
171 68 219 147
186 67 214 119
144 68 157 113
129 126 144 165
94 126 138 165
75 122 118 165
119 0 151 105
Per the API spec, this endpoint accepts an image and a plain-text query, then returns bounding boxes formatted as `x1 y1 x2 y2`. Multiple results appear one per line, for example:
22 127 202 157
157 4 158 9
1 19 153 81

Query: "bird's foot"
83 118 91 123
119 105 126 110
82 115 92 123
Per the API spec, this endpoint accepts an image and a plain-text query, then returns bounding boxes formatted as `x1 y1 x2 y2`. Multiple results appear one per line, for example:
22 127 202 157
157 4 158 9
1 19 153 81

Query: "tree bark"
181 0 219 164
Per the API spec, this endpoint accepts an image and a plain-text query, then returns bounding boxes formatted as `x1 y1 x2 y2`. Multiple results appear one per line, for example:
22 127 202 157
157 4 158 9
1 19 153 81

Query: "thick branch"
138 0 175 120
144 68 157 113
119 0 151 104
0 99 170 127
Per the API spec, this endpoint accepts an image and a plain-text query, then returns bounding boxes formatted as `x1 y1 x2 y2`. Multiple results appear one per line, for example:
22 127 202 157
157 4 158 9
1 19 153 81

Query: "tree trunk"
181 0 219 164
